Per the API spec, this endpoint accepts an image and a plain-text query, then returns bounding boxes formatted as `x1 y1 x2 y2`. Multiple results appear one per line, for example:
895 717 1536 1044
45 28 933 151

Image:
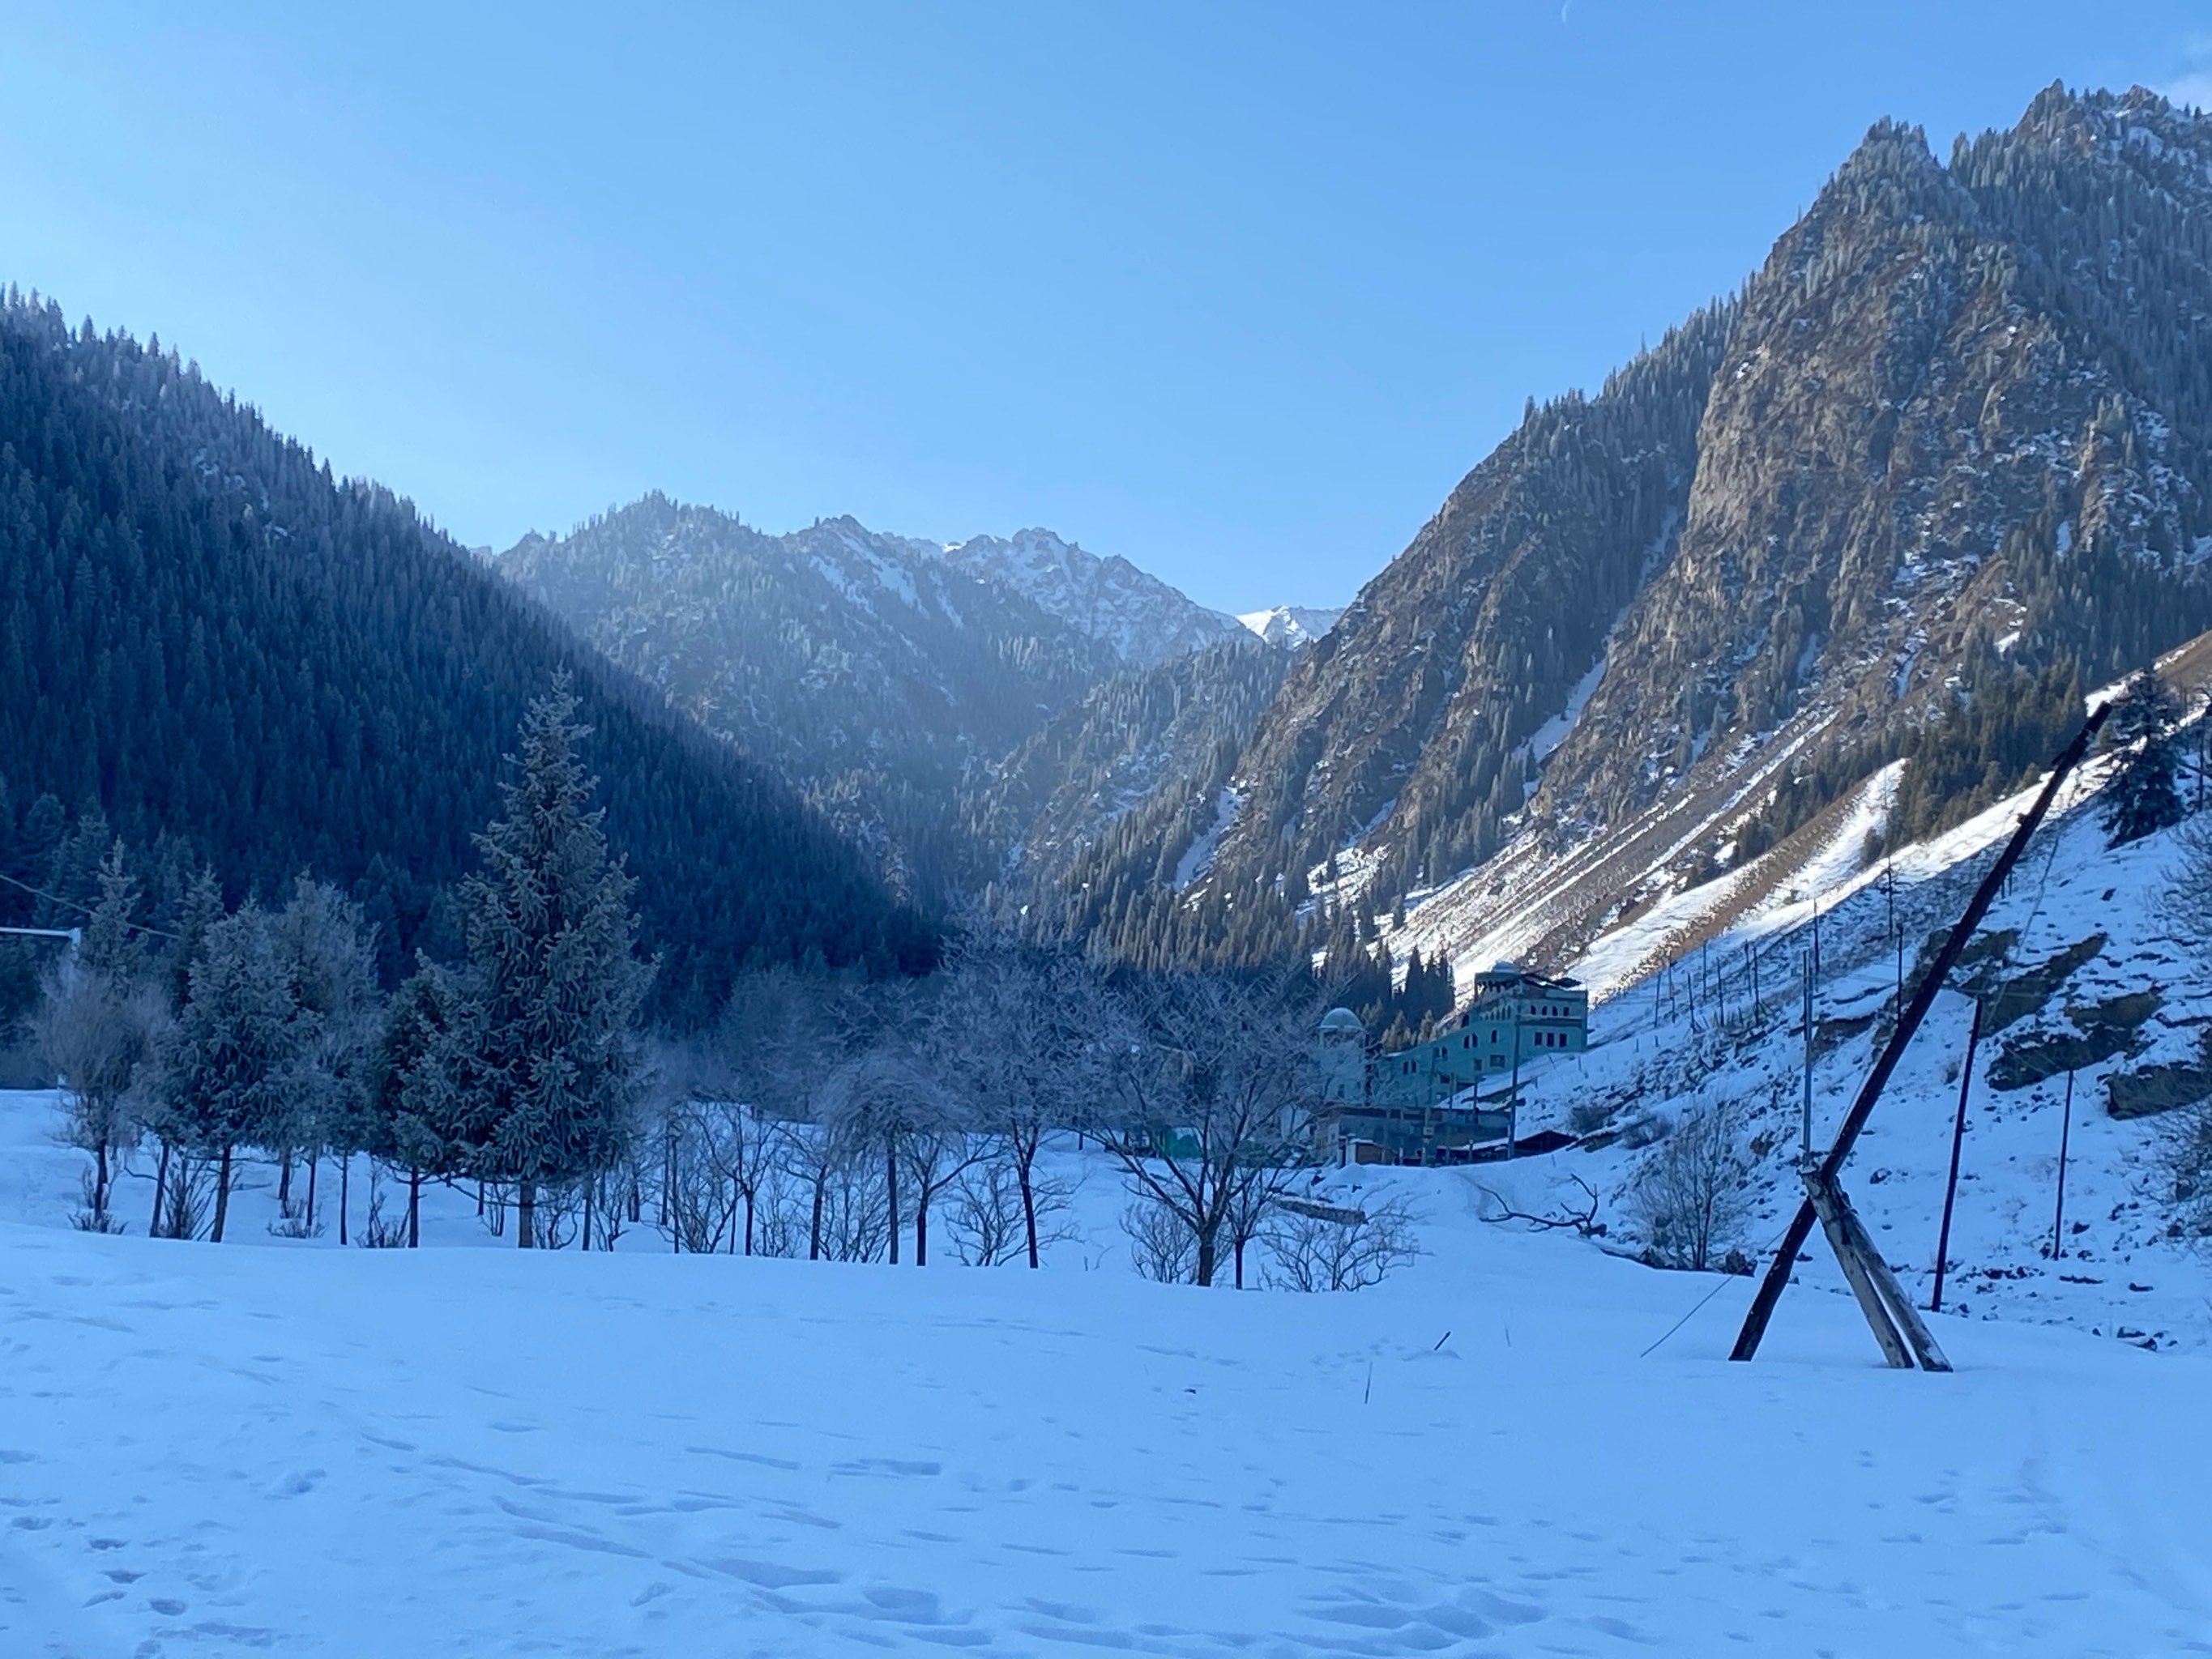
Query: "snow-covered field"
6 1085 2212 1656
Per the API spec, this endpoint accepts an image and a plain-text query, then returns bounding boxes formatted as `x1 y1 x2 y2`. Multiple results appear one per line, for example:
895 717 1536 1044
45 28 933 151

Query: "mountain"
0 295 929 1018
935 527 1244 664
1236 606 1342 649
976 635 1290 915
1078 84 2212 976
495 500 1249 905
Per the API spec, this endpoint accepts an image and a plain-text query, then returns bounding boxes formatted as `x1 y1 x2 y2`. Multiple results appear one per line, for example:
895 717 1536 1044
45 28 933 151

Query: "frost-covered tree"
433 680 651 1247
268 876 382 1221
32 841 164 1226
360 961 462 1247
925 932 1106 1267
2101 670 2185 847
1100 967 1324 1287
152 902 306 1242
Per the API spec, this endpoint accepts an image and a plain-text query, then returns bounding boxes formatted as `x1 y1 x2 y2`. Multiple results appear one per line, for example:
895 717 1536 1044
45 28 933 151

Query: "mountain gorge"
497 500 1277 905
1080 84 2212 979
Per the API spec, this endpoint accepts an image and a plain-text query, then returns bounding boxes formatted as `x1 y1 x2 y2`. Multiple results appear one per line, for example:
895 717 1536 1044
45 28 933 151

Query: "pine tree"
2101 670 2185 847
436 680 651 1247
152 901 305 1242
270 876 381 1218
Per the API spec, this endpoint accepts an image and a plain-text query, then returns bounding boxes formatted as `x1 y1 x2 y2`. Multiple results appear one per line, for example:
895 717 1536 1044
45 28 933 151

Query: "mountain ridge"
1064 83 2212 981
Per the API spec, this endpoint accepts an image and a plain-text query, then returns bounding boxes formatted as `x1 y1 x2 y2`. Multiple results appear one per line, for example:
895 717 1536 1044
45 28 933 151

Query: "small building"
1313 961 1590 1165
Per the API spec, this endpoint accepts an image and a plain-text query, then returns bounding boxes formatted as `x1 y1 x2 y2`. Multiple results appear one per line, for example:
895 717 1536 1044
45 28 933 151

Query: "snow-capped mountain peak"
1236 605 1343 649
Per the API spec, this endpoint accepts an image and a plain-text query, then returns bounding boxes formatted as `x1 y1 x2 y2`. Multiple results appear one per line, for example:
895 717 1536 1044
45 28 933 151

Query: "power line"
0 867 181 941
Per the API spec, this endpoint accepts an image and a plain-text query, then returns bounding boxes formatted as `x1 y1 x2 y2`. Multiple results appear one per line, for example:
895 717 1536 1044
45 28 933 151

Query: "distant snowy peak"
937 528 1241 667
1236 605 1342 649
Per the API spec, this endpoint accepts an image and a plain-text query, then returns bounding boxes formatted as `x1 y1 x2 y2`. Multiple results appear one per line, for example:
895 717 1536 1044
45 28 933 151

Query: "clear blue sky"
4 3 2206 612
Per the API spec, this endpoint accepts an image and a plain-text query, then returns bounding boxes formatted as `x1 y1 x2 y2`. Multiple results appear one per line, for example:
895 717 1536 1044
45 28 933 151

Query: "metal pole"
1930 998 1984 1314
1800 953 1814 1157
1506 1006 1521 1160
1887 864 1900 1018
2051 1069 2075 1260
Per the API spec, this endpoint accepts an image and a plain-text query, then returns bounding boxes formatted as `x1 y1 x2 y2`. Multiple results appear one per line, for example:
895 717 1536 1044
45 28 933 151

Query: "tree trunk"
278 1147 293 1210
809 1172 825 1260
660 1124 674 1226
583 1184 594 1252
517 1180 536 1248
744 1187 755 1256
305 1153 319 1233
339 1154 350 1247
1195 1225 1216 1288
93 1137 110 1218
1017 1144 1040 1269
211 1145 234 1243
628 1170 642 1225
407 1166 421 1248
915 1188 929 1267
149 1141 172 1239
886 1141 899 1265
476 1179 485 1217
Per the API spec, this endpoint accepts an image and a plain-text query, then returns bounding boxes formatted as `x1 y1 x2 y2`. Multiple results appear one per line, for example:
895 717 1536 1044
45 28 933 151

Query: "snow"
1523 653 1608 768
1235 607 1343 650
6 1085 2212 1656
938 531 1241 665
1172 787 1240 891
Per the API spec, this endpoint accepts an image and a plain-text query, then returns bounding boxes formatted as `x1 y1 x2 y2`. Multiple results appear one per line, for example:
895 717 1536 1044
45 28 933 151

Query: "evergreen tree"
362 962 461 1247
269 876 382 1214
435 680 651 1247
2102 670 2185 846
152 902 305 1242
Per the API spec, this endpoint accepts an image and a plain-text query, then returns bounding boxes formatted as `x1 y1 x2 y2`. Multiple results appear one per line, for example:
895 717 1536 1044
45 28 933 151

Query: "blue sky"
3 3 2207 612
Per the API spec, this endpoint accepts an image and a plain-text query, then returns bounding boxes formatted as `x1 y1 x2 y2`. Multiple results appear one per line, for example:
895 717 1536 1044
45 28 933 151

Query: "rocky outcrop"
1134 86 2212 974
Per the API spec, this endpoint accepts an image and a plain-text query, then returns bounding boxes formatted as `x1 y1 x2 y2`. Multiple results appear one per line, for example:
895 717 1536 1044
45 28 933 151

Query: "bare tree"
33 840 164 1227
35 969 164 1227
1627 1100 1754 1272
819 1004 956 1266
947 1154 1075 1267
2163 1099 2212 1240
1099 968 1326 1288
1263 1193 1421 1291
1123 1196 1195 1282
926 933 1114 1268
718 965 874 1260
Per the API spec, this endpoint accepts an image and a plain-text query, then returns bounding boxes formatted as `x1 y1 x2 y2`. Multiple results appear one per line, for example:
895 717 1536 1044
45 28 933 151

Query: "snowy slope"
4 1087 2211 1656
1456 736 2212 1357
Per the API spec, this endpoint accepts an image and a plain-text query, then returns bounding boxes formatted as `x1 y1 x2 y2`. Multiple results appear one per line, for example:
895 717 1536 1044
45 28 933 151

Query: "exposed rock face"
937 528 1242 665
497 498 1249 906
1147 86 2212 973
980 637 1288 900
499 497 1119 900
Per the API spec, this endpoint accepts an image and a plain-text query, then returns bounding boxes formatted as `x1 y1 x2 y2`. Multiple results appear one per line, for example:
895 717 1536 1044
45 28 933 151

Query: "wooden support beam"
1730 702 2109 1363
1803 1168 1912 1369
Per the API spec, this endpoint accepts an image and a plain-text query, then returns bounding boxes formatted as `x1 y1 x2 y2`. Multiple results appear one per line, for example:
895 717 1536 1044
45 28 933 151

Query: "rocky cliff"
1091 86 2212 975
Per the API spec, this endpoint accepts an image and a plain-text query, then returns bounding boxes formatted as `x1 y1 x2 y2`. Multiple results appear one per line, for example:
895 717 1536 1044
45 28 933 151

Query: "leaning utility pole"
1730 702 2110 1367
1929 998 1984 1315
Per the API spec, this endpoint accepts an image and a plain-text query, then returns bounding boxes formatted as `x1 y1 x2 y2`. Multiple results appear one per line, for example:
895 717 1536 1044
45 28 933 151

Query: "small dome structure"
1317 1007 1364 1035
